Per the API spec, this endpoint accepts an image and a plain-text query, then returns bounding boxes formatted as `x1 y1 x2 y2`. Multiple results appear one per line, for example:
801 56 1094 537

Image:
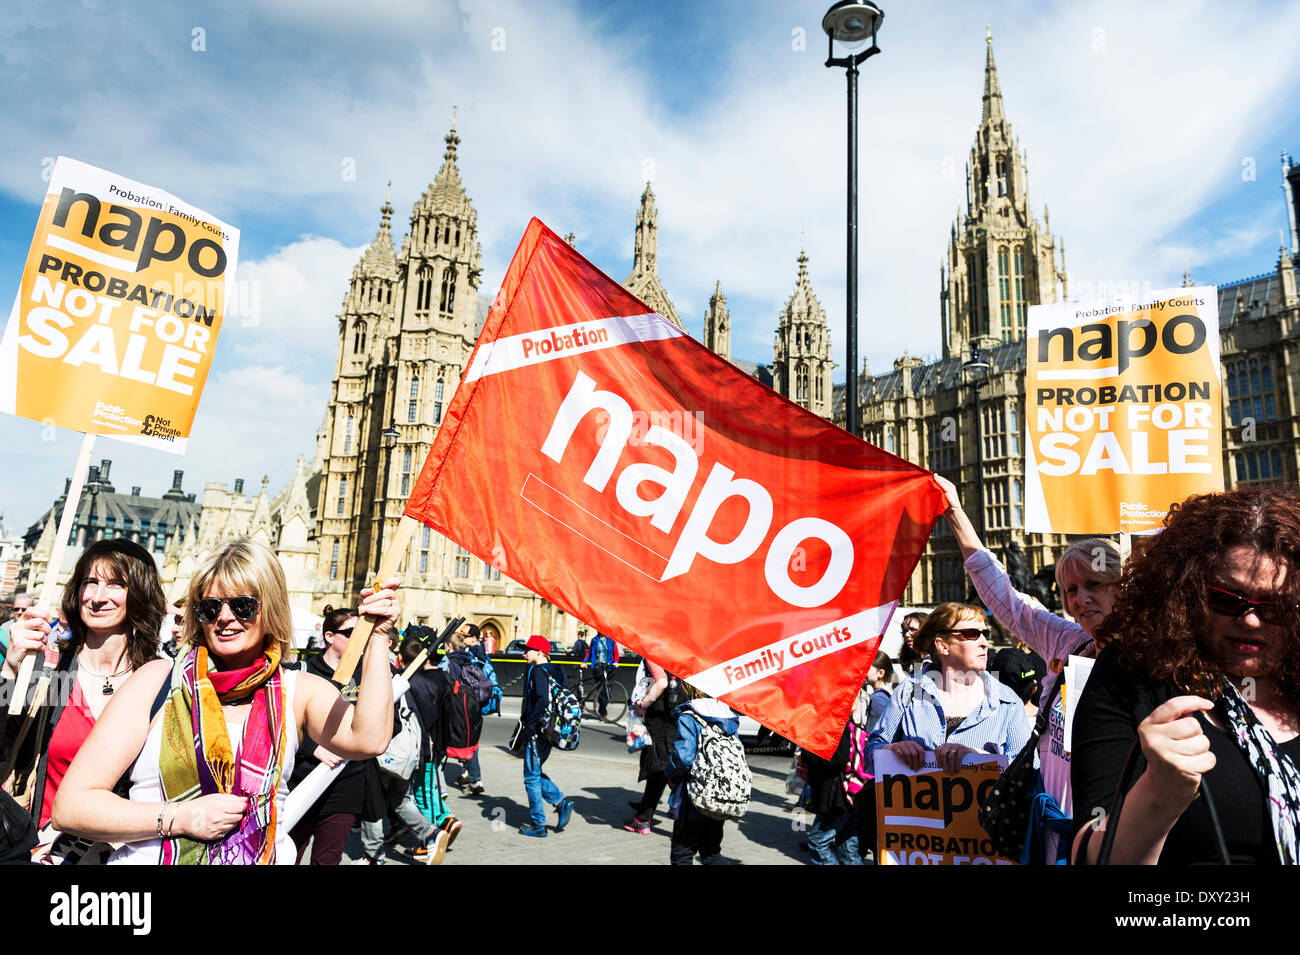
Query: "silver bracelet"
156 803 169 837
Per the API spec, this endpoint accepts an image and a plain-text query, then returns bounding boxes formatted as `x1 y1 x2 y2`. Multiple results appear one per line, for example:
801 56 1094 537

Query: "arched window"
353 320 366 354
408 372 420 423
440 265 457 313
1013 246 1027 331
401 448 413 495
337 476 347 516
344 415 353 455
997 246 1011 339
434 378 444 424
416 264 434 312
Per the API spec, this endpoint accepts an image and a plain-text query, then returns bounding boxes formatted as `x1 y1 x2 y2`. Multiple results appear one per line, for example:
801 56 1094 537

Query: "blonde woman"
53 539 400 865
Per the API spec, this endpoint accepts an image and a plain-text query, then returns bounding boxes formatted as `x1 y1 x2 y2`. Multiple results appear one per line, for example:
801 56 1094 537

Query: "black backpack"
434 668 483 759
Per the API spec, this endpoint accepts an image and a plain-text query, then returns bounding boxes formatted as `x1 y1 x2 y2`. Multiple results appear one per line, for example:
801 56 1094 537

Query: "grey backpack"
685 712 752 821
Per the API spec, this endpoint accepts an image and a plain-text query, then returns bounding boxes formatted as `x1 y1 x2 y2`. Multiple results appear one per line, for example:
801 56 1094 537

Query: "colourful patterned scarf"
1218 678 1300 865
157 645 287 865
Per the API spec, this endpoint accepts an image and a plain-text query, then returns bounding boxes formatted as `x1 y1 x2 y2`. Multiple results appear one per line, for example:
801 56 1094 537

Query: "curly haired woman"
1072 485 1300 865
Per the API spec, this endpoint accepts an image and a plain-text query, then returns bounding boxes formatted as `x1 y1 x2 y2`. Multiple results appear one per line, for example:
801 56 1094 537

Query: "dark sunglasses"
943 628 990 641
1204 584 1295 625
195 596 260 623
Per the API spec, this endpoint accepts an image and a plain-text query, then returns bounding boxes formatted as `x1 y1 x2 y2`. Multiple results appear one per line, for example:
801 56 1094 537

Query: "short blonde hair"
1055 538 1122 594
183 539 294 657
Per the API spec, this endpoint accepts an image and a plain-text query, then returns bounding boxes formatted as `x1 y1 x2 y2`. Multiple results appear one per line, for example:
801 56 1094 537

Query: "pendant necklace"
79 650 132 695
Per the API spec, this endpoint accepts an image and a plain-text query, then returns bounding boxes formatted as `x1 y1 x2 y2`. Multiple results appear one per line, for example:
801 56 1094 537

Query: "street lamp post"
823 1 883 438
374 418 400 573
964 344 991 540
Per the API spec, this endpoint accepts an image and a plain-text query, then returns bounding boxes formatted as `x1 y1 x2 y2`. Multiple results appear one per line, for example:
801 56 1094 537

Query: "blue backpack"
479 656 502 716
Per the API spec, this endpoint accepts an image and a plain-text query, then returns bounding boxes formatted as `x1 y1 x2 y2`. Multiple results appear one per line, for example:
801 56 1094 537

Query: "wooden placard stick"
1118 532 1132 567
331 514 418 685
8 432 96 716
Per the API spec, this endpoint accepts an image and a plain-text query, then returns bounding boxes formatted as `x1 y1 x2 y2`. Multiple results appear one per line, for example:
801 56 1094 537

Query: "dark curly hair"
1094 483 1300 707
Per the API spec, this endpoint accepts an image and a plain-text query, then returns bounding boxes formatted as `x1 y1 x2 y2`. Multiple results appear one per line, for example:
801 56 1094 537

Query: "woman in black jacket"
1073 485 1300 865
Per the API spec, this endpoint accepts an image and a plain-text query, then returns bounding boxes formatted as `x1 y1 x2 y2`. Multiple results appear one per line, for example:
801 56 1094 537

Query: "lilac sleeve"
964 549 1089 665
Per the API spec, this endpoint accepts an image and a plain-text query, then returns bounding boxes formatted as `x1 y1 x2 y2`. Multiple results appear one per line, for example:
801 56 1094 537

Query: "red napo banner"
405 219 945 756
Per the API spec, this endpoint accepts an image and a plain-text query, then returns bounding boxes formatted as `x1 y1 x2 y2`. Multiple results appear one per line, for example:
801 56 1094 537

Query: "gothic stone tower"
704 281 731 361
623 182 683 329
941 31 1066 360
773 247 833 418
316 120 482 603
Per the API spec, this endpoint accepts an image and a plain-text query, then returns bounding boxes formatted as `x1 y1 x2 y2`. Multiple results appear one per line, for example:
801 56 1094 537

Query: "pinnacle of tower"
430 113 465 197
710 279 725 305
1183 266 1193 288
357 194 398 277
982 29 1005 126
622 181 681 328
781 246 825 326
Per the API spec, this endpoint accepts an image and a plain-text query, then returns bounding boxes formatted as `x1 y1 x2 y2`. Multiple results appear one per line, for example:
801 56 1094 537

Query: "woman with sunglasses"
867 603 1031 775
53 539 399 865
1072 485 1300 865
0 539 165 857
933 474 1121 860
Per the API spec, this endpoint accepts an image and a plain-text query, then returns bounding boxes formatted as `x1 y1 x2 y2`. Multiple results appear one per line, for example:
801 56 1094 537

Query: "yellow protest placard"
1025 288 1224 534
0 157 239 454
874 750 1015 865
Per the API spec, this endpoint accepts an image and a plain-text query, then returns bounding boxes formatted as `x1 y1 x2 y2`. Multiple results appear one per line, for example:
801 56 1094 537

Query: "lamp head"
823 1 884 53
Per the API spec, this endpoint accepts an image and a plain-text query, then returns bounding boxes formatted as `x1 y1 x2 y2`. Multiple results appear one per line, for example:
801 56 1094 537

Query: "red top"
39 678 96 828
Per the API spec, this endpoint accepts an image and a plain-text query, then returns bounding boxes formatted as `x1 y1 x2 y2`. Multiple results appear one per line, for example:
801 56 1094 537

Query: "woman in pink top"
0 539 166 843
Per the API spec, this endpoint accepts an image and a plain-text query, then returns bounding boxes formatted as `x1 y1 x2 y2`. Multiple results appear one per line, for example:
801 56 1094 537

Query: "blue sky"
0 0 1297 533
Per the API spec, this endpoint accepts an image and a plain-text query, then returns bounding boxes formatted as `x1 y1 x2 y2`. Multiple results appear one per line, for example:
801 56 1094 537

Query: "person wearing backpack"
403 638 462 862
445 624 495 795
518 635 575 837
665 681 744 865
582 631 620 718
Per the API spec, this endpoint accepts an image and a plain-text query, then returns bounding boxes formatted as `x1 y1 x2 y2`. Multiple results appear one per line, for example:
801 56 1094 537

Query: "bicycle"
574 664 628 724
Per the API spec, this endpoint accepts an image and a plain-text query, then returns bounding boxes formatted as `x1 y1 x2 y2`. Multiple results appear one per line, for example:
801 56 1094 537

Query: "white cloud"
223 236 365 366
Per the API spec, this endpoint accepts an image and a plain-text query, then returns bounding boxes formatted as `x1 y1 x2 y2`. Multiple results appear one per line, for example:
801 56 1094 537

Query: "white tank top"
109 670 300 865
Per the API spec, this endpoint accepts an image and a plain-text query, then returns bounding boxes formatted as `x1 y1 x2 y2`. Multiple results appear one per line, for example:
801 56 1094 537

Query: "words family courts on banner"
0 157 239 453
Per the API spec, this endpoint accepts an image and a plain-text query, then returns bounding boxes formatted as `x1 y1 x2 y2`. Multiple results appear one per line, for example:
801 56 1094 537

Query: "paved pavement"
331 698 816 865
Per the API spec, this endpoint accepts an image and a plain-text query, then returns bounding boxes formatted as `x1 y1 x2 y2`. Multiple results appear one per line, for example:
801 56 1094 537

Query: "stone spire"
622 181 683 329
704 281 731 361
940 30 1063 359
774 244 833 418
982 28 1005 126
434 110 463 194
357 191 398 278
248 476 273 543
634 182 656 273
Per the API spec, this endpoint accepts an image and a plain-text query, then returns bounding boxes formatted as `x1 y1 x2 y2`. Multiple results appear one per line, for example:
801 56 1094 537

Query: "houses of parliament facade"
157 34 1300 643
